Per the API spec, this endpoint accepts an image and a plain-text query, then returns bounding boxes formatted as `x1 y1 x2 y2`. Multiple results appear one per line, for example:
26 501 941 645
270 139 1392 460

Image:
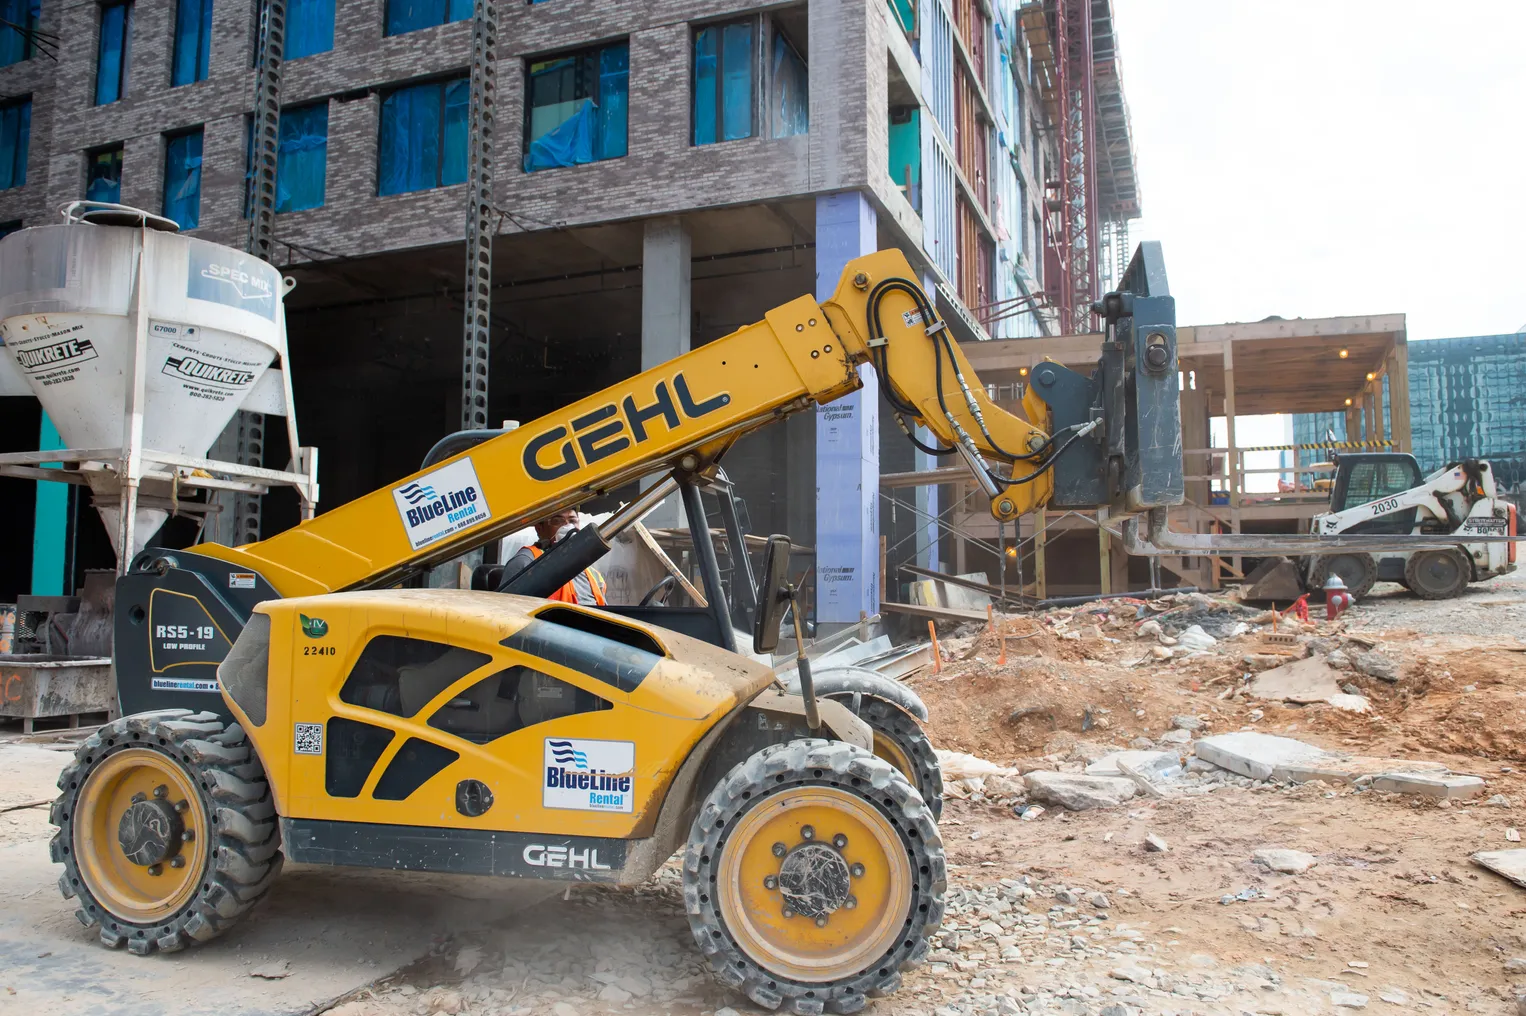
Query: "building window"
277 102 327 211
769 21 807 138
86 145 123 203
284 0 332 58
171 0 212 85
95 2 132 105
0 98 30 191
378 77 467 195
385 0 466 37
0 0 38 67
163 128 203 228
693 15 806 146
693 19 752 145
523 41 628 172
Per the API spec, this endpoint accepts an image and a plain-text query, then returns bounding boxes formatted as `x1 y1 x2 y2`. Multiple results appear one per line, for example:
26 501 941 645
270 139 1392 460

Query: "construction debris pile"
907 588 1526 811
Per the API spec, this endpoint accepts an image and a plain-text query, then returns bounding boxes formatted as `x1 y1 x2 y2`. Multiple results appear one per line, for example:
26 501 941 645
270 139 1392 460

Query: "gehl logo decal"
523 372 731 482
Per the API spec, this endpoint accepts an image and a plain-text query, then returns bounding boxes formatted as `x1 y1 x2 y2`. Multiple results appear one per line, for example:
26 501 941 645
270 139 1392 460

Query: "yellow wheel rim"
717 786 913 983
871 729 915 784
73 748 209 924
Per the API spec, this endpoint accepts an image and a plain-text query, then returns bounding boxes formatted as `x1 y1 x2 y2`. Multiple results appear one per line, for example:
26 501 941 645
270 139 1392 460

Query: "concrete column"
641 217 691 371
640 217 691 528
814 191 879 631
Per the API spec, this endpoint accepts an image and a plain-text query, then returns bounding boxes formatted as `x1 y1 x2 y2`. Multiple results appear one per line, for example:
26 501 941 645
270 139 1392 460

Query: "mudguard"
780 665 929 722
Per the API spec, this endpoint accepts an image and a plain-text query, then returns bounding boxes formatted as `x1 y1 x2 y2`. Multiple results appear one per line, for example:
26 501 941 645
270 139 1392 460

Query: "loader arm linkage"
190 250 1059 597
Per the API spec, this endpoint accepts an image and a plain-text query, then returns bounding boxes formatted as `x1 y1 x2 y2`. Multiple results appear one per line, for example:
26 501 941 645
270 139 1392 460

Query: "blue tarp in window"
595 44 627 160
96 3 131 105
378 78 467 195
524 99 592 172
277 103 327 212
0 0 39 67
693 20 753 145
770 28 807 138
171 0 212 85
0 99 30 190
86 146 123 203
693 29 716 146
163 130 203 228
385 0 468 37
523 42 628 172
285 0 333 59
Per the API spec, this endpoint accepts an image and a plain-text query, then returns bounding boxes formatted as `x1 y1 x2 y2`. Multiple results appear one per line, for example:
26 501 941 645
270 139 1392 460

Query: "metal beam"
461 0 497 431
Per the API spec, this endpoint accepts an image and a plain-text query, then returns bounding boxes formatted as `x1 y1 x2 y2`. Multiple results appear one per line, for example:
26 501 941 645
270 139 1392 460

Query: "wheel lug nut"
153 784 168 799
763 875 778 890
844 895 858 909
130 792 147 804
782 908 795 919
147 863 163 876
169 856 186 869
851 863 865 878
182 829 195 842
800 826 814 841
174 799 189 813
832 834 848 849
814 916 828 928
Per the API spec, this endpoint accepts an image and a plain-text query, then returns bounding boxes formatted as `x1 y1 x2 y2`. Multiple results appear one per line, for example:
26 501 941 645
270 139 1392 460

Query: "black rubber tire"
683 738 946 1016
1403 548 1471 600
825 695 943 822
1307 553 1377 599
49 708 283 955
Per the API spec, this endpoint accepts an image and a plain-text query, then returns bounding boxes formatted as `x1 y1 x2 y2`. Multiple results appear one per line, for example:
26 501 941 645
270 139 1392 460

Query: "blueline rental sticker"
391 457 492 551
544 738 635 813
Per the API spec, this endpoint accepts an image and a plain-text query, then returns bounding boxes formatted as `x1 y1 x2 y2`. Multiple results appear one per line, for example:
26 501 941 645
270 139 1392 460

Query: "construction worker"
503 508 608 606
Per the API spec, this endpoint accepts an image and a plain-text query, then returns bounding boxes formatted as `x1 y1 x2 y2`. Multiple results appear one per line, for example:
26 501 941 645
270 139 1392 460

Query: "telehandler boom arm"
192 250 1059 597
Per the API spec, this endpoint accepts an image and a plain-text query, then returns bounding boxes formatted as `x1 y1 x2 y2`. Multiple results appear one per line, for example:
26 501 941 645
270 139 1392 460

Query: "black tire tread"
48 707 283 955
1403 548 1471 600
1308 553 1378 599
825 695 944 822
682 738 946 1015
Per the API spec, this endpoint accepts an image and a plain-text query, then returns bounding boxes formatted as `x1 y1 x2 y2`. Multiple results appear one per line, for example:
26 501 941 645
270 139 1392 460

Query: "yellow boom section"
194 250 1052 597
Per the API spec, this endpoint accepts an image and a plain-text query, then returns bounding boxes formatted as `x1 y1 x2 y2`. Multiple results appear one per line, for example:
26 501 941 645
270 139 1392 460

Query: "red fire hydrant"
1324 573 1355 620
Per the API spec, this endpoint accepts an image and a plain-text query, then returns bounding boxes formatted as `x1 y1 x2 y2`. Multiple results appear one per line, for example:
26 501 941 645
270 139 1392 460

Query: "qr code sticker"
293 722 324 755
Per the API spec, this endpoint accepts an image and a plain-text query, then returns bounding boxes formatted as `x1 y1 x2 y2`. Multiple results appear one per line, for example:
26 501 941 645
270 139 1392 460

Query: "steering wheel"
638 575 678 607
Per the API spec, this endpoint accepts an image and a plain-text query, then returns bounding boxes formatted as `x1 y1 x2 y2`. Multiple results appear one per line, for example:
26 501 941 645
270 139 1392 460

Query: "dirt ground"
3 570 1525 1016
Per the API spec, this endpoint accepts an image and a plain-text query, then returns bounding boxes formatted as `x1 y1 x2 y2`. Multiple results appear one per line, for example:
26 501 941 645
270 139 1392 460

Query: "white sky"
1113 0 1526 343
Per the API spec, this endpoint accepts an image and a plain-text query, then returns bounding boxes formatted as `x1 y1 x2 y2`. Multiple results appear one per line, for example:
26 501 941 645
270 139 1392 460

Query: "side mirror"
752 534 793 654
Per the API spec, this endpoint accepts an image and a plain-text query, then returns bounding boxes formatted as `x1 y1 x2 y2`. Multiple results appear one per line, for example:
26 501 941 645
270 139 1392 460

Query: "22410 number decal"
303 645 336 656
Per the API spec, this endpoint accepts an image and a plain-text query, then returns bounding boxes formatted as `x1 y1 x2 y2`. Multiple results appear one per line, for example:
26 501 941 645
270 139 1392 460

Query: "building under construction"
0 0 1138 626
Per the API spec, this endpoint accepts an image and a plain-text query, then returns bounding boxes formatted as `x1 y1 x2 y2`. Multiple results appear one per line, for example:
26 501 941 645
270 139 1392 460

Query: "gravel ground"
1348 566 1526 638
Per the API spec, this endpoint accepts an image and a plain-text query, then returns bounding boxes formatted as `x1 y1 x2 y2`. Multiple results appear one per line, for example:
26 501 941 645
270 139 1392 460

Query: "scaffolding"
1020 0 1139 323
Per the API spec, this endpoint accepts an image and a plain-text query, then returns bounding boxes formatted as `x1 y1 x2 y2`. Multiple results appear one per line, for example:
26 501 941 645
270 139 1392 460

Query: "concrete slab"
1473 848 1526 890
0 840 559 1016
1371 773 1486 799
1194 732 1449 785
0 744 559 1016
1085 750 1181 780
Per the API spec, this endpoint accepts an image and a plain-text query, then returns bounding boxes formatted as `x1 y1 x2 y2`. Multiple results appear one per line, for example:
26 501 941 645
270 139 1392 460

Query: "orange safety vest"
528 545 607 606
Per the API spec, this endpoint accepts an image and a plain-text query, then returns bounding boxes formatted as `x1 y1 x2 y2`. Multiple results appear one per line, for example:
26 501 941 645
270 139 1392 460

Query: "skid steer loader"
1244 453 1518 601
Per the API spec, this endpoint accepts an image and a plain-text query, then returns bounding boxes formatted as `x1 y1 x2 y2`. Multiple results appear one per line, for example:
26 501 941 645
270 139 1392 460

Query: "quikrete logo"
403 484 480 529
16 336 97 372
163 356 257 388
522 371 730 482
